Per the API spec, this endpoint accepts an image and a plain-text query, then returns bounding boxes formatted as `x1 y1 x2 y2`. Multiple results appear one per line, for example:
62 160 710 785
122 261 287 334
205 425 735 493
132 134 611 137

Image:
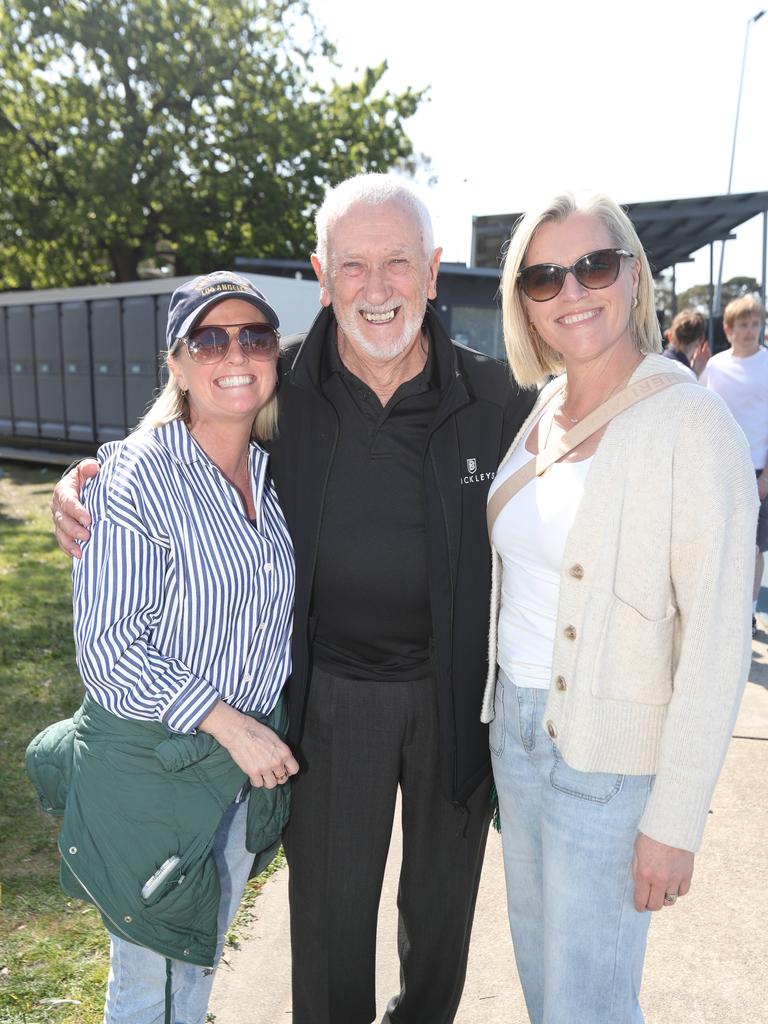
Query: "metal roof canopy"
471 191 768 283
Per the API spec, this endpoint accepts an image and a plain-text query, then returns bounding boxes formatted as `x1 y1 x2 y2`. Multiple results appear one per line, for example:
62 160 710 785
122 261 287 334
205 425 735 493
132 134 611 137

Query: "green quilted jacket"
26 695 289 965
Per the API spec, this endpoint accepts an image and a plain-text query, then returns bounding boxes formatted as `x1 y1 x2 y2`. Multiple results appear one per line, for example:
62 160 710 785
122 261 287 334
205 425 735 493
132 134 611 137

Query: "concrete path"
210 637 768 1023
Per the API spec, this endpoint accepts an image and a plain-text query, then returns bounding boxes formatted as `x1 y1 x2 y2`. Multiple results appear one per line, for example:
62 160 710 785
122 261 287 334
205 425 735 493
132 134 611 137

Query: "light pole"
713 8 765 317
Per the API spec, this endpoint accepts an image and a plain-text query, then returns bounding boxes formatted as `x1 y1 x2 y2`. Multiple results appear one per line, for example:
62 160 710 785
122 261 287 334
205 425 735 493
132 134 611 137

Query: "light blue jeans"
103 797 254 1024
490 671 653 1024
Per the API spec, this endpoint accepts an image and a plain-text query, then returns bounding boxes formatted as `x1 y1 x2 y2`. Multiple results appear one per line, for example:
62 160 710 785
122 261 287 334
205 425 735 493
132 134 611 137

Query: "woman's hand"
51 460 99 557
690 339 710 378
632 832 694 911
198 700 299 789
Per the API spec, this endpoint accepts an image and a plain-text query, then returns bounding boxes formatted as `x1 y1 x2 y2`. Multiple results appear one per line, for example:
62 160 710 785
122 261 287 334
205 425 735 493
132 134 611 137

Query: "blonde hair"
500 191 662 387
135 355 279 442
723 294 766 330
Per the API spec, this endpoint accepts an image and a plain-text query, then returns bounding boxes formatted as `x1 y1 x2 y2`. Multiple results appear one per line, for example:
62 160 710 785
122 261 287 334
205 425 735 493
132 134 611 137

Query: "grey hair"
135 355 278 442
500 191 662 388
314 173 435 268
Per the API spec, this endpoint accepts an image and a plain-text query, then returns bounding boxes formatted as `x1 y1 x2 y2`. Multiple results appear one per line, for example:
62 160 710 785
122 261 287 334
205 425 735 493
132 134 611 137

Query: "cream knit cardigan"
481 354 758 852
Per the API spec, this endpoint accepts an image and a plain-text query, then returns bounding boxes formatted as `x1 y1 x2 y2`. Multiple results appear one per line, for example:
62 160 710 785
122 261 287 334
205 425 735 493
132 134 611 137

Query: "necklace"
560 358 641 425
560 396 581 425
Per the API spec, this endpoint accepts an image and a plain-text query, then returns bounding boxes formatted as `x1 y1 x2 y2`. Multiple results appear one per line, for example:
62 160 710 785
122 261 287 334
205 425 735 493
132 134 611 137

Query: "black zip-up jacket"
268 305 536 805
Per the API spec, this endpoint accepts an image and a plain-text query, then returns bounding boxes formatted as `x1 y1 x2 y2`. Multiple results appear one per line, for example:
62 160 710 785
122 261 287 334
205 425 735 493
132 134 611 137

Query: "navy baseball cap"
166 271 280 351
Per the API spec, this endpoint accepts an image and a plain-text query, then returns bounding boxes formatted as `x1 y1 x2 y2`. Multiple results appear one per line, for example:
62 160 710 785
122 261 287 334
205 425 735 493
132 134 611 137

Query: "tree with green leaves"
676 277 762 315
0 0 425 288
653 276 674 326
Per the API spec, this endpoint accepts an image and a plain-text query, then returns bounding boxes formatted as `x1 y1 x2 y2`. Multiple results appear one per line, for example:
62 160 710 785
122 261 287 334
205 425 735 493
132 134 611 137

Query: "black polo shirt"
310 325 441 681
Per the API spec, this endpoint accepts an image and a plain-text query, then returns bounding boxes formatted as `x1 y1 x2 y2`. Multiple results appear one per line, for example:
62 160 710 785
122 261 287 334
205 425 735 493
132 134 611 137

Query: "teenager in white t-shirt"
700 295 768 633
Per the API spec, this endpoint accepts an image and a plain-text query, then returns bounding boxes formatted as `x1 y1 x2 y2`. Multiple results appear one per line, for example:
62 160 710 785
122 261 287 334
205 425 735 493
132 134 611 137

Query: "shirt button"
546 720 557 739
555 675 567 692
569 564 584 579
564 625 577 641
264 563 273 573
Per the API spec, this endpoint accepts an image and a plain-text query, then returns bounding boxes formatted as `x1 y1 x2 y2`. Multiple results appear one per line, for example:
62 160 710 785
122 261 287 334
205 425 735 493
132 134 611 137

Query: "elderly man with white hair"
52 174 534 1024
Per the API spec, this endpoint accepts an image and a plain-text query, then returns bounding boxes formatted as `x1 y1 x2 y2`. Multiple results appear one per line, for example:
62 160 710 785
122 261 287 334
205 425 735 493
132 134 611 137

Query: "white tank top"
488 411 592 689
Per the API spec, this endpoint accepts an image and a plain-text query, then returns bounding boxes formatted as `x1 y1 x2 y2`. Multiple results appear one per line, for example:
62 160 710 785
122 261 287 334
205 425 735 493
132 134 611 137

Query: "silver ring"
663 892 679 905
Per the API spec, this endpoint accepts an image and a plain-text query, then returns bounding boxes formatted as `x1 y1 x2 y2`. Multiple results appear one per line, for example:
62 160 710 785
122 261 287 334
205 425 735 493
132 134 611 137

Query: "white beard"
334 296 428 362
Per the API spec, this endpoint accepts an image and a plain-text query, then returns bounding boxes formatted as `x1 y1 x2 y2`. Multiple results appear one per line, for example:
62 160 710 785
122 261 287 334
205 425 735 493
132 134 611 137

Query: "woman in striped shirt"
70 271 296 1024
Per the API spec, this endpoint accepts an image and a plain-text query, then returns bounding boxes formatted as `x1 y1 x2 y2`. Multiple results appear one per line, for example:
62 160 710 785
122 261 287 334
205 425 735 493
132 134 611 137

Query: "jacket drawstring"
164 958 172 1024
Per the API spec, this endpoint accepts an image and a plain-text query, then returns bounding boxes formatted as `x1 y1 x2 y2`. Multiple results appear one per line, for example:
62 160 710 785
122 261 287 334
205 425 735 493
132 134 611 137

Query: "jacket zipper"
307 405 340 609
426 395 463 801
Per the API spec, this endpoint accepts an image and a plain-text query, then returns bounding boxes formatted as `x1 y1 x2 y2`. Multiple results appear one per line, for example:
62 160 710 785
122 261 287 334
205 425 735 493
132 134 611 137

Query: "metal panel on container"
91 299 126 442
155 293 172 391
33 304 66 439
0 311 12 434
7 306 38 436
123 296 160 430
61 301 95 443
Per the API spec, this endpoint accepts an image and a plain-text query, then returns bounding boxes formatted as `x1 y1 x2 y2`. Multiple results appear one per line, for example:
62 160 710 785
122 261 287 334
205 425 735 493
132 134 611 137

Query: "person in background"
46 272 296 1024
481 191 757 1024
662 308 709 378
51 177 535 1024
700 295 768 636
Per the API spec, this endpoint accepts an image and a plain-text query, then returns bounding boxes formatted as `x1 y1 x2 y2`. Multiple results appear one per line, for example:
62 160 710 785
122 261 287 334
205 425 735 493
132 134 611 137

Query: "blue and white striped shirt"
72 419 295 733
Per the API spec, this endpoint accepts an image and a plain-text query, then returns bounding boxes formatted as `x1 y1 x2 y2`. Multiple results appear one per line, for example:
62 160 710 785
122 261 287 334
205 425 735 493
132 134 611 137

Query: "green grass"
0 463 100 1024
0 462 282 1023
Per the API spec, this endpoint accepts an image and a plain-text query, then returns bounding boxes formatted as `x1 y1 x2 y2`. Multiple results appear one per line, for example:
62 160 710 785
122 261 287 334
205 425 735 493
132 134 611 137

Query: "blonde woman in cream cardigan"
481 191 757 1024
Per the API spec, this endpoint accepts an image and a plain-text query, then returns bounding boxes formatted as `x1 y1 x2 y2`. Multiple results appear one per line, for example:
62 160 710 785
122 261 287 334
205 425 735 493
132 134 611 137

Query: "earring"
631 296 639 310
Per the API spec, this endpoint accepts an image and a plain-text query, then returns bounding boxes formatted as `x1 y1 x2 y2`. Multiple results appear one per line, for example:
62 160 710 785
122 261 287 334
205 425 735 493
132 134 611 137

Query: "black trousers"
283 667 492 1024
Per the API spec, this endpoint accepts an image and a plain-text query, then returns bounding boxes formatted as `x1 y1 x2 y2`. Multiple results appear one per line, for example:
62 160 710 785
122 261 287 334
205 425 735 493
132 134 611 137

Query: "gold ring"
663 892 678 906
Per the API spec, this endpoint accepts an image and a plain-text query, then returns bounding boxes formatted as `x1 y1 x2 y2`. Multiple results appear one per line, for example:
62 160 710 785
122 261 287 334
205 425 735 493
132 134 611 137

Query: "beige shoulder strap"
487 372 684 541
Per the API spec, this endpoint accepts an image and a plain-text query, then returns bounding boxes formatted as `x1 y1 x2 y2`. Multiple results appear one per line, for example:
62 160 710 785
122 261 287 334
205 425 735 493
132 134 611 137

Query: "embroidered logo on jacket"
460 457 495 486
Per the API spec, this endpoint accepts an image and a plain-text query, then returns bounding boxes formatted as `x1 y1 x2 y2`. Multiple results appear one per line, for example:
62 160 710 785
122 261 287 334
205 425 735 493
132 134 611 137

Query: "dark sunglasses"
517 248 635 302
178 322 280 364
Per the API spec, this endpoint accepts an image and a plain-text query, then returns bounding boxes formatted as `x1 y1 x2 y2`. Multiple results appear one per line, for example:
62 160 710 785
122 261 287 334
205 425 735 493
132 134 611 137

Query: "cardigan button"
569 563 584 579
564 625 577 641
555 675 567 692
68 846 77 855
183 949 191 957
546 720 557 739
123 915 132 924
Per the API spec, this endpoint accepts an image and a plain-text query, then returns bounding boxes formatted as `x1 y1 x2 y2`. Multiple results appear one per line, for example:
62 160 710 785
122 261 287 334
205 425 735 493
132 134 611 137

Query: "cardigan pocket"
592 598 675 705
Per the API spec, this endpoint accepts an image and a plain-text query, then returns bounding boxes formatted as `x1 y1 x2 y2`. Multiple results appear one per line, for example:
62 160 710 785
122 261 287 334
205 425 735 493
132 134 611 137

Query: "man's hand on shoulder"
52 459 99 557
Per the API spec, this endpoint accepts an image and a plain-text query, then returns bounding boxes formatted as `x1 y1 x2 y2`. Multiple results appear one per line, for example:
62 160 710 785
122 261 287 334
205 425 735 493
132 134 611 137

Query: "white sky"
312 0 767 294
